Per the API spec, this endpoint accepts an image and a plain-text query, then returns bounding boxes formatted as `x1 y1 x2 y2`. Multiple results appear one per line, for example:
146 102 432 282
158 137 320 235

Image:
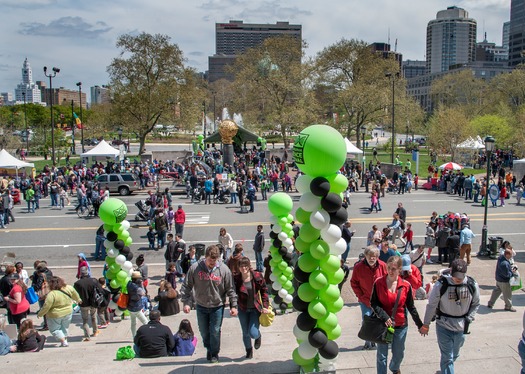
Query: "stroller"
213 185 230 204
134 200 150 221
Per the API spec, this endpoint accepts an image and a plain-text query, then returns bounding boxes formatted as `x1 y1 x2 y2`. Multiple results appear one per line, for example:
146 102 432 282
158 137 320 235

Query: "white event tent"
0 149 34 176
80 140 120 161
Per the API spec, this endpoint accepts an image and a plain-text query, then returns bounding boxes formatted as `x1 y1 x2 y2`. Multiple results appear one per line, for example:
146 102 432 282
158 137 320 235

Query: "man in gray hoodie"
181 245 238 363
419 259 480 374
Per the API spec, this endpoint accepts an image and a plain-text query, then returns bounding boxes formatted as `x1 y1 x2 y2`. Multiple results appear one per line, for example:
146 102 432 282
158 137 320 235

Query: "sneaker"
60 341 69 347
487 304 493 309
426 258 434 264
254 334 262 350
363 342 372 350
210 355 219 363
505 307 517 312
92 331 100 337
82 337 91 342
98 324 107 329
206 351 212 361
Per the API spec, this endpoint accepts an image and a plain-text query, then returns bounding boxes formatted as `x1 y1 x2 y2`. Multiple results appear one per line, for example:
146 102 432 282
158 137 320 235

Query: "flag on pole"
73 112 83 129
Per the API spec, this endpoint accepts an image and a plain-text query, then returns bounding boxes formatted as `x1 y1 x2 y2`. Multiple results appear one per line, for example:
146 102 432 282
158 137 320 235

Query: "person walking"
233 257 270 359
350 246 387 350
459 223 475 265
341 220 355 263
488 248 517 312
127 271 148 338
73 266 102 341
181 245 238 363
371 256 424 374
174 205 186 237
420 259 480 374
218 228 234 261
253 225 265 272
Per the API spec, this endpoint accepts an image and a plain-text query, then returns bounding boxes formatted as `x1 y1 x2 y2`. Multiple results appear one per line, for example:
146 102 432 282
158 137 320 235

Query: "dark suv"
97 173 139 196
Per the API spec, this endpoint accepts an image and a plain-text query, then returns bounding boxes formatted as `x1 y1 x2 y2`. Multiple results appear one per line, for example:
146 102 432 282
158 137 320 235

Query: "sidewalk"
2 264 523 373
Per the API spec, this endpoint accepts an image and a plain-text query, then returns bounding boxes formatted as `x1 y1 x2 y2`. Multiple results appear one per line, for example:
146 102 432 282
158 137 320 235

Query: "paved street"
1 185 524 372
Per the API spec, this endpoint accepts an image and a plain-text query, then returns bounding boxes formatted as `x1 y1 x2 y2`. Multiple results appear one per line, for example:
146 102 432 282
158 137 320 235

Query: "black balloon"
283 253 294 263
273 295 283 305
310 177 330 197
273 239 282 248
321 193 343 213
106 231 118 242
294 266 310 283
271 288 279 296
308 328 328 348
120 246 131 255
126 252 134 261
319 340 339 360
114 239 125 250
329 207 348 226
279 302 288 310
269 231 278 239
292 296 309 312
278 246 288 256
297 312 317 331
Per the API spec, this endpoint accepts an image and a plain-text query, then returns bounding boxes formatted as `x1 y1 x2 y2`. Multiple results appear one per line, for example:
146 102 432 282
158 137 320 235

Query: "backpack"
436 275 476 318
93 283 107 308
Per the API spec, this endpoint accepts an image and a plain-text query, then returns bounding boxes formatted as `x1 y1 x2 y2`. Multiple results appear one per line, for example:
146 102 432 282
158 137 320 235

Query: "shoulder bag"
358 287 402 344
258 292 274 327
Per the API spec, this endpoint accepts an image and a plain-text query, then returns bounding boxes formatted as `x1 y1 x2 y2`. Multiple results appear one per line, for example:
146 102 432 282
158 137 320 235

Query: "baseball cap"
451 259 468 280
401 255 411 271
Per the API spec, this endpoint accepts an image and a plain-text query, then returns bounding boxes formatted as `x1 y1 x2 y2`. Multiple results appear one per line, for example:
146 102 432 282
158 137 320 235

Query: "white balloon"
318 358 337 371
283 238 294 249
127 268 133 277
115 254 126 265
269 216 278 226
273 224 283 234
104 231 109 237
108 300 118 310
295 174 313 193
114 308 123 316
298 341 318 360
122 261 133 272
104 240 114 250
278 231 288 241
293 324 310 341
271 299 280 309
287 244 295 253
309 210 330 230
278 288 289 298
299 192 321 212
272 281 283 291
329 238 347 255
107 248 118 258
284 293 293 304
269 273 277 282
120 220 131 230
321 224 342 244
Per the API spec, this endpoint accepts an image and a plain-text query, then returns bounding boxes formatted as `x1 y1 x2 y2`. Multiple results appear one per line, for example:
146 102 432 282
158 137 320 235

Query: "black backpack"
93 282 108 308
436 275 476 318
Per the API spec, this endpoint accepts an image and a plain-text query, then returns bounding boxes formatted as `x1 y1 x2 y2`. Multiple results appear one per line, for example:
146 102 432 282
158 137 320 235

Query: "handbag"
510 271 522 292
116 345 136 360
117 293 129 309
358 288 402 344
26 286 39 304
258 292 275 327
37 274 49 300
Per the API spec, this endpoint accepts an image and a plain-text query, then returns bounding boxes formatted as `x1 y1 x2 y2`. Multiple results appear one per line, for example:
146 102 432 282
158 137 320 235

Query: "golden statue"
218 119 238 145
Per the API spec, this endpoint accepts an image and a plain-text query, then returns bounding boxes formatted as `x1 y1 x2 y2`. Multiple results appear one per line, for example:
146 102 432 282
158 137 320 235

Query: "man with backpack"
419 259 480 374
74 266 105 341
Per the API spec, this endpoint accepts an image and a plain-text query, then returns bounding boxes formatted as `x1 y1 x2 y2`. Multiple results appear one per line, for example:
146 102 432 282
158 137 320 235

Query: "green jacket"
37 285 81 319
25 188 35 201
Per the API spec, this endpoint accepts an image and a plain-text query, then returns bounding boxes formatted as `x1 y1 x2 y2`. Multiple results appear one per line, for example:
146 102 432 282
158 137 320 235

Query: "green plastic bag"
116 345 136 360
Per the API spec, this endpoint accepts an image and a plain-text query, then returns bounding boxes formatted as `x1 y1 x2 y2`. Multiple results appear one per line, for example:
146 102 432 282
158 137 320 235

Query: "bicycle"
77 203 94 218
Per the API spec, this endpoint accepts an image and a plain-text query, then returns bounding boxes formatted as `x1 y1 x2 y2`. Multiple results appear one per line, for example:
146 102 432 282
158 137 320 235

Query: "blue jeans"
436 324 465 374
157 230 167 248
47 313 73 341
230 192 237 204
95 236 106 259
518 337 525 374
50 193 58 207
377 325 408 374
255 250 264 272
237 308 261 349
0 212 4 228
196 304 225 356
342 242 351 262
27 200 34 213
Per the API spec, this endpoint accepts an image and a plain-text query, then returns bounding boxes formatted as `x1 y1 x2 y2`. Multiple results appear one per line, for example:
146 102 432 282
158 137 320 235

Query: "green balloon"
284 223 293 232
116 270 128 282
125 237 133 246
99 198 128 225
278 216 288 227
109 263 120 273
269 246 278 255
298 252 318 273
279 274 288 284
326 296 344 313
293 125 346 177
309 240 330 260
309 269 328 290
119 230 130 240
295 207 311 224
283 280 293 290
109 279 119 289
317 312 338 331
106 271 115 280
198 134 204 140
113 223 125 233
308 299 328 320
320 254 341 273
105 256 116 265
270 258 280 268
326 324 342 340
282 266 293 277
294 237 309 253
103 223 113 232
327 268 345 284
292 348 315 366
319 284 340 303
287 214 294 223
278 261 287 271
273 268 282 277
327 173 349 194
298 283 318 302
299 223 320 243
268 193 294 217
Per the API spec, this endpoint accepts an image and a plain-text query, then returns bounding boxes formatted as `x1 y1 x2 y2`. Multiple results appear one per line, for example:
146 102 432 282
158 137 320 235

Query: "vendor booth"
0 149 35 177
80 140 121 163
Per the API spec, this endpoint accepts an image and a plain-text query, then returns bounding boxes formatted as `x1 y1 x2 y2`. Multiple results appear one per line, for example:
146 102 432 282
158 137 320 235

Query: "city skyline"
0 0 510 101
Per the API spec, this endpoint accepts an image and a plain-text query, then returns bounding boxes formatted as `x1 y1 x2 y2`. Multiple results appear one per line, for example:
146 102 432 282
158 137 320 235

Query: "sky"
0 0 511 103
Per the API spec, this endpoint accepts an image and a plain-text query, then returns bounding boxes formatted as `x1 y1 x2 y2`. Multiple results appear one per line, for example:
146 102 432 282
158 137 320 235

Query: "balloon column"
267 193 295 312
99 198 134 316
291 125 348 372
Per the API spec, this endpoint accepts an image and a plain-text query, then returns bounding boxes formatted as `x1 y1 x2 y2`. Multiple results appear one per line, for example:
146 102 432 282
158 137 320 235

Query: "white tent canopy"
456 136 485 150
81 140 120 158
513 158 525 183
344 138 363 154
0 149 34 169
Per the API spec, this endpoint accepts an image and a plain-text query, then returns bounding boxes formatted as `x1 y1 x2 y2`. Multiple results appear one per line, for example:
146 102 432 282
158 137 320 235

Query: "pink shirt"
9 284 30 315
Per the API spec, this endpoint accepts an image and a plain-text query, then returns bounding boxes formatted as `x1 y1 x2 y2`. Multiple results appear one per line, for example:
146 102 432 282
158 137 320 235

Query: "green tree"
488 67 525 111
470 114 512 147
108 32 200 154
427 107 473 161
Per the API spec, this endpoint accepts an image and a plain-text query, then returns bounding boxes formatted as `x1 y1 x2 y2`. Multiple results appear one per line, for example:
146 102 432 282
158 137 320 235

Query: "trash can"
488 236 503 259
194 243 206 260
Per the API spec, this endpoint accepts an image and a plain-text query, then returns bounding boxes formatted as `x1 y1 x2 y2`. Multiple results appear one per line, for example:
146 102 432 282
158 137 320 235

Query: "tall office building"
426 6 477 73
14 58 44 105
91 85 110 105
208 20 302 82
509 0 525 66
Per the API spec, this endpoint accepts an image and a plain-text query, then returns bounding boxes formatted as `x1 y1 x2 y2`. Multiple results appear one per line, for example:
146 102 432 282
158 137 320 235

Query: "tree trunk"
138 134 147 155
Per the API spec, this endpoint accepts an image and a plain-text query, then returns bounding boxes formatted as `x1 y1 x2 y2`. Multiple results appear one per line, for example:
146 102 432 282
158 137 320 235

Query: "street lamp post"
76 82 84 153
44 66 60 166
22 91 29 154
70 100 76 155
385 73 397 163
480 135 495 256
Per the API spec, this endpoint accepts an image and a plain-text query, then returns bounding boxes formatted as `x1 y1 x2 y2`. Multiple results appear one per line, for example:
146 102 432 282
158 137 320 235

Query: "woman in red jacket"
371 256 423 374
350 246 387 350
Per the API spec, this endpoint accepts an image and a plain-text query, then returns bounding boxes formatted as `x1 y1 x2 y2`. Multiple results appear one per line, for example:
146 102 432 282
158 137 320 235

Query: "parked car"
415 137 426 145
82 138 99 146
97 173 139 196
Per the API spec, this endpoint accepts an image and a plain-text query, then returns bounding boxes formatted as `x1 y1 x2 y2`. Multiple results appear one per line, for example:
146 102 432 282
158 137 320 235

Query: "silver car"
97 173 139 196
